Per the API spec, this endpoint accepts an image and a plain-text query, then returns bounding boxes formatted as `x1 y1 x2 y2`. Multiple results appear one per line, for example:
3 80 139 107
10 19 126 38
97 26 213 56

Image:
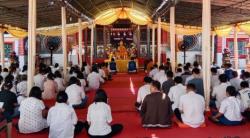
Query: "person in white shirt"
135 77 152 110
98 64 106 79
87 66 105 90
1 68 9 80
51 63 60 74
168 76 186 115
47 91 84 138
82 62 91 76
18 87 48 134
148 64 158 78
54 71 65 92
178 83 205 128
16 75 28 104
230 71 242 91
211 68 220 89
77 71 86 91
84 89 123 137
211 74 230 109
65 77 87 109
175 68 183 77
34 68 46 91
210 86 244 126
153 65 165 82
239 81 250 120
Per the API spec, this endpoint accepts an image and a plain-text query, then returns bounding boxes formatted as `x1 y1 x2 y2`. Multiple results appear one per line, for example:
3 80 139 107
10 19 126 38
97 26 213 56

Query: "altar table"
104 59 138 73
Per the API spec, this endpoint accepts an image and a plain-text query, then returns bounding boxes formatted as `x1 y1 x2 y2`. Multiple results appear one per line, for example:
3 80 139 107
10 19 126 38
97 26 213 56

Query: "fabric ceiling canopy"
160 22 202 35
95 8 151 26
36 22 89 36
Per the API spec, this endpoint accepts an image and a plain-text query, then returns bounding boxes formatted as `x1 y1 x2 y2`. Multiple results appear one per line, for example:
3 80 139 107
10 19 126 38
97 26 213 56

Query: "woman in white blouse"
18 87 48 134
84 89 123 137
47 91 84 138
54 71 65 91
209 86 244 126
65 77 87 109
87 67 105 90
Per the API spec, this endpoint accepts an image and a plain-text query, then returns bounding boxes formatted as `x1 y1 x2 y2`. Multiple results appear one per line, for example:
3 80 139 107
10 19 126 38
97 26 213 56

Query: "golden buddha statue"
117 41 128 60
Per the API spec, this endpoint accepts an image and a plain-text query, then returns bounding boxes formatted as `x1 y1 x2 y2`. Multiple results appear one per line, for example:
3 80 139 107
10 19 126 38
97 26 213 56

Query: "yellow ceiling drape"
160 22 202 35
36 22 89 36
0 25 28 38
214 25 233 37
238 21 250 35
95 8 151 26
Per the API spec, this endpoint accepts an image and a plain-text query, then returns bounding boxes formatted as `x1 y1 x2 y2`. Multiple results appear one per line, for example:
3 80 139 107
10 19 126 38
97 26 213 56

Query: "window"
227 38 248 58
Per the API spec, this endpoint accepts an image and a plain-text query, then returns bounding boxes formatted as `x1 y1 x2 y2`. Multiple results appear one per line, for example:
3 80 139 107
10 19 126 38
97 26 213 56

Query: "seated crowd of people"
0 62 123 138
136 60 250 128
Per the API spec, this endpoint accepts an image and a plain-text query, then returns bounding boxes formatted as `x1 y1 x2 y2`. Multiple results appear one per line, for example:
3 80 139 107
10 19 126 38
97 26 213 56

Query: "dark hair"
111 58 115 62
1 82 13 91
240 81 249 88
68 77 80 86
186 62 191 68
3 68 8 72
151 81 161 91
232 71 238 78
77 71 84 79
153 64 158 68
219 74 227 83
177 68 182 73
178 63 182 67
183 66 189 71
193 61 199 67
22 65 27 72
187 83 196 90
21 75 27 81
159 65 164 70
211 68 217 74
192 68 200 74
166 71 174 78
47 73 55 80
56 91 68 103
174 76 183 84
94 89 108 103
54 71 62 78
243 72 250 79
5 74 14 83
29 86 42 100
226 86 238 97
92 66 98 73
0 75 3 85
54 63 59 68
144 76 152 83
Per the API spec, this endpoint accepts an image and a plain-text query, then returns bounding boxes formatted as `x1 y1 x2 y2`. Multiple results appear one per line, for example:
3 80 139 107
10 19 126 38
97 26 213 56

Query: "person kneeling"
141 81 173 128
177 83 205 128
47 91 84 138
84 89 123 137
128 57 137 73
209 86 244 126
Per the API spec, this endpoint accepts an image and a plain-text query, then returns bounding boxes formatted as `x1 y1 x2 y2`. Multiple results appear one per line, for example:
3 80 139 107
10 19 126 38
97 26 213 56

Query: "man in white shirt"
210 86 243 126
211 74 230 109
47 91 84 138
135 77 152 110
211 68 220 89
178 83 205 128
34 69 46 91
87 67 105 90
230 71 242 91
153 65 165 81
239 81 250 120
148 64 158 78
168 76 186 118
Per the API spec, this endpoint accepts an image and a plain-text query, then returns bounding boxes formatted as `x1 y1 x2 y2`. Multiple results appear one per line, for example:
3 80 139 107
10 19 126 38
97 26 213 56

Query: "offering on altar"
117 41 128 60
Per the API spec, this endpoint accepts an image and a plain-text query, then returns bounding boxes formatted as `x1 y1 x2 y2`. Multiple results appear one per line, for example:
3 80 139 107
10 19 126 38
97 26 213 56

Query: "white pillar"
202 0 211 110
0 31 4 68
61 7 67 81
27 0 37 92
78 18 83 69
152 25 155 63
170 6 176 71
157 17 161 66
90 23 94 66
211 32 215 63
234 27 239 70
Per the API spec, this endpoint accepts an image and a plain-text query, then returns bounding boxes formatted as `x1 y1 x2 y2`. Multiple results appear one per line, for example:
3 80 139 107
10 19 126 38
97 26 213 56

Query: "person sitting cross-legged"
128 57 137 73
65 77 88 109
168 76 186 120
84 89 123 137
177 83 205 128
141 81 173 128
209 86 244 126
135 76 152 111
47 91 84 138
238 81 250 120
